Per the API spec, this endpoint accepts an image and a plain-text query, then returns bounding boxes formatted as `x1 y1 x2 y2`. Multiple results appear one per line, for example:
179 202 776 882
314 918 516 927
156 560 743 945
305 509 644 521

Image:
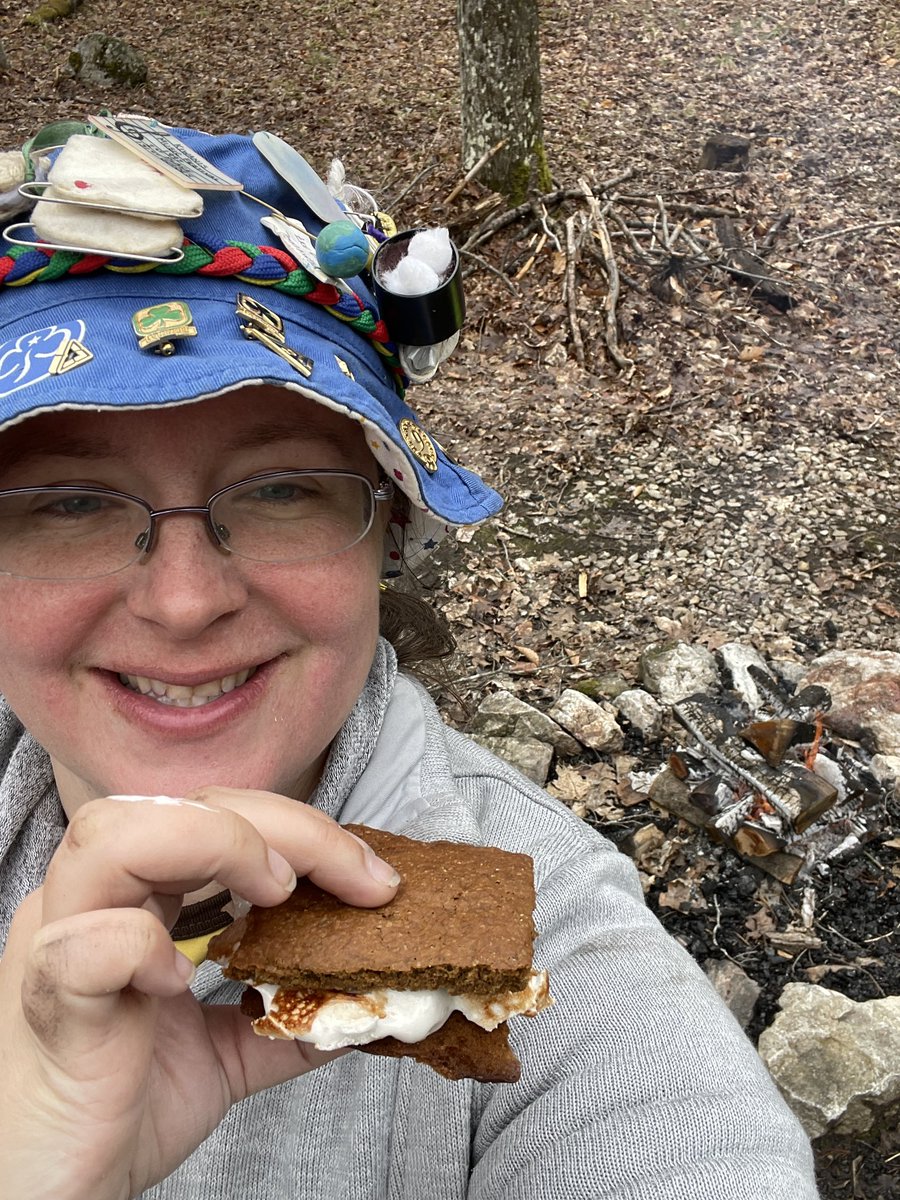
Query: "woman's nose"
125 513 248 638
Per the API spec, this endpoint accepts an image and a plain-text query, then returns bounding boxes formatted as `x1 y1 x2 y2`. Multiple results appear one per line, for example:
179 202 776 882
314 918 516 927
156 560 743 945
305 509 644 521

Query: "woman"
0 122 818 1198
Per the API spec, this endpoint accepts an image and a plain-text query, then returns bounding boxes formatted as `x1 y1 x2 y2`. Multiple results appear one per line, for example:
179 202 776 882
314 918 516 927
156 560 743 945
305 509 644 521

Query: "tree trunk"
457 0 550 203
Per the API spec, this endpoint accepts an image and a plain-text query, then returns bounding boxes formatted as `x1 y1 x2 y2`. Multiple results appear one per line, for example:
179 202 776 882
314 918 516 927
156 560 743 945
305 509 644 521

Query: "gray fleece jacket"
0 642 819 1199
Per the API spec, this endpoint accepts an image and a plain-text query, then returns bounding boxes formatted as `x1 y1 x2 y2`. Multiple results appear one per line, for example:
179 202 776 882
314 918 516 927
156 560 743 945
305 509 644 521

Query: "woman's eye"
255 484 304 501
39 494 107 516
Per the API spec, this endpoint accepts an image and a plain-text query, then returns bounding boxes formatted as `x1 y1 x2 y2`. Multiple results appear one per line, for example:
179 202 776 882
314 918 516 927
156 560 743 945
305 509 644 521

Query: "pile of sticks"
450 165 802 374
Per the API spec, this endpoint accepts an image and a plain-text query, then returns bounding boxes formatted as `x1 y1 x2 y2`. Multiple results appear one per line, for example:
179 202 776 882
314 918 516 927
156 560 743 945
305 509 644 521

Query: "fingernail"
365 851 401 888
174 951 197 986
346 830 401 888
267 847 297 892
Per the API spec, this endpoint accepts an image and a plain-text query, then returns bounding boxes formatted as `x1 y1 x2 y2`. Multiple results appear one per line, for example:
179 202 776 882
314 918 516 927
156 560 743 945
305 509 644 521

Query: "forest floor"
1 0 899 1192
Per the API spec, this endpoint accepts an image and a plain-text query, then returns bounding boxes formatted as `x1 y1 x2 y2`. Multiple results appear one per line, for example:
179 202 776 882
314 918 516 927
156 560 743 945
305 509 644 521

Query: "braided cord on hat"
0 239 407 392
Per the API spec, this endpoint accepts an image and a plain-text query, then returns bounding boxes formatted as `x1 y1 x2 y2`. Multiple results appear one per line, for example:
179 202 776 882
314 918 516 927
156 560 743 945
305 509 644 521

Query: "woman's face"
0 386 388 813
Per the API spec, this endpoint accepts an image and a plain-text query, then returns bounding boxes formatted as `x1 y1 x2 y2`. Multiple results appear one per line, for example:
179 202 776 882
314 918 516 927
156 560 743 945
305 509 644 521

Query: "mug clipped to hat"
0 114 502 577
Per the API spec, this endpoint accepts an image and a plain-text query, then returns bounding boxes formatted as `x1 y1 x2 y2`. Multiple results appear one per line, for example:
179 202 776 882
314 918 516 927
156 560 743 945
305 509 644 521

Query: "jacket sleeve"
448 753 819 1200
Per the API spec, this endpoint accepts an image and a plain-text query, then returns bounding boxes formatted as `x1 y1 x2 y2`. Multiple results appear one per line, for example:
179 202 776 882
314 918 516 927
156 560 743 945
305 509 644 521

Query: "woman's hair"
379 586 455 675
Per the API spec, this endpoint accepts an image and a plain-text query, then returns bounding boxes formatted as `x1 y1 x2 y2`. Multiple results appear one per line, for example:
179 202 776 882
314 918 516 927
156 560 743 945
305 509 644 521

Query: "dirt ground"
1 0 899 1192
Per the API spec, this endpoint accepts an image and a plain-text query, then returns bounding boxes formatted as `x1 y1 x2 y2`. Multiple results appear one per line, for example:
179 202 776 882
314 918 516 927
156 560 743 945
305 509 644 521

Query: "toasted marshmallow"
250 970 552 1050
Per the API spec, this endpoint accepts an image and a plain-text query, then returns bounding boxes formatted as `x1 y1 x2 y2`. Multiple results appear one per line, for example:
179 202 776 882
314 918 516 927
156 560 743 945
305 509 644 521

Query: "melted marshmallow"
251 971 552 1050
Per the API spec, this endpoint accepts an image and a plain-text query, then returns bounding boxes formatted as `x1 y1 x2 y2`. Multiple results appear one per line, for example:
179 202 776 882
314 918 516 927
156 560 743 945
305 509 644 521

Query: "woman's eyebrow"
0 436 113 478
220 420 362 459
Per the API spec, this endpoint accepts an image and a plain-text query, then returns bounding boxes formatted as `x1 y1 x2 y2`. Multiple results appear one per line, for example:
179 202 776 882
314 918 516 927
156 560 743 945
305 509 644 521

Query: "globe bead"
315 219 372 278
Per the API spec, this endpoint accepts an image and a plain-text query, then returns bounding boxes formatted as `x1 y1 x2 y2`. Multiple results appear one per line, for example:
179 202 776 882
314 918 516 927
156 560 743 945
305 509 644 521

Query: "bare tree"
457 0 551 202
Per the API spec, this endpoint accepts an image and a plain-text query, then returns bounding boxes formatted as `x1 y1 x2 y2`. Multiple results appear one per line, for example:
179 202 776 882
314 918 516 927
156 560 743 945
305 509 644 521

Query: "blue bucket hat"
0 120 502 576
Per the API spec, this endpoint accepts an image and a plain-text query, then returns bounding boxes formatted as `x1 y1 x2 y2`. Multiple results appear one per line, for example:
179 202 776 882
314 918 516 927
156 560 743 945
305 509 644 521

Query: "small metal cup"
372 228 465 347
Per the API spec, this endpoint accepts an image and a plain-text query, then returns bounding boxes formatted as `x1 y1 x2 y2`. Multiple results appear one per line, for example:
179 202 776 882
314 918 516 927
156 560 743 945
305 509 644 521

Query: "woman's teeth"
118 667 256 707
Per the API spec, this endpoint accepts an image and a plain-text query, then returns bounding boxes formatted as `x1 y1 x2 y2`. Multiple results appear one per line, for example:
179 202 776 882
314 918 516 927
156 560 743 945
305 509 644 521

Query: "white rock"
802 650 900 755
613 688 664 740
640 641 719 705
547 689 624 752
469 734 553 786
468 690 582 756
758 983 900 1139
870 754 900 796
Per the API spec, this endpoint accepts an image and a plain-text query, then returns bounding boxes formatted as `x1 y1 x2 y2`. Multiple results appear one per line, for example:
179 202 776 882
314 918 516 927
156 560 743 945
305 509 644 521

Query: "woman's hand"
0 789 399 1200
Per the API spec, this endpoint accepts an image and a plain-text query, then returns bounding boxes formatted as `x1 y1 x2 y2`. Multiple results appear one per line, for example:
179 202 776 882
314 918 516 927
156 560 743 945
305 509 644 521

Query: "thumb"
16 900 193 1070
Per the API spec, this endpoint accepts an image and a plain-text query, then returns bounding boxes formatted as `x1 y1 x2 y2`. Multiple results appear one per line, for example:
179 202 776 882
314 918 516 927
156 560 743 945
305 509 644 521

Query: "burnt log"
715 216 796 312
699 134 750 172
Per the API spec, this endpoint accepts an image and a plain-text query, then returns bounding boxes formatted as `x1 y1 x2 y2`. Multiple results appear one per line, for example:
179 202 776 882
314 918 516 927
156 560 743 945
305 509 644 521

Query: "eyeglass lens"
0 472 377 580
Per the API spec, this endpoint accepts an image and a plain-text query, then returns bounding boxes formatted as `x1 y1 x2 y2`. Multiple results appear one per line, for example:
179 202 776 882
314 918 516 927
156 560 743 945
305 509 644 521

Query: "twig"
579 178 634 375
389 163 436 209
531 199 562 253
801 218 900 245
759 211 793 254
514 230 548 280
617 195 740 217
608 210 655 260
443 138 508 206
564 214 586 367
461 167 635 252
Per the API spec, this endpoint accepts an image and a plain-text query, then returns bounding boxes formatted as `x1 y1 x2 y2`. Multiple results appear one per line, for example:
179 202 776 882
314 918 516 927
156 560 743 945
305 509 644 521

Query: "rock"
870 753 900 796
468 690 582 756
469 734 553 786
612 688 664 740
703 959 761 1030
770 657 807 688
758 983 900 1139
68 33 148 87
571 672 630 701
25 0 80 25
801 650 900 755
546 689 624 752
717 642 772 709
639 640 719 705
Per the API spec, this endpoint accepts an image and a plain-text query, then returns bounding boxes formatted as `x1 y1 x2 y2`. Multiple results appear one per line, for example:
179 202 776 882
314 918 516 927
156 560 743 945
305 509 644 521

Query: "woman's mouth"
117 667 258 707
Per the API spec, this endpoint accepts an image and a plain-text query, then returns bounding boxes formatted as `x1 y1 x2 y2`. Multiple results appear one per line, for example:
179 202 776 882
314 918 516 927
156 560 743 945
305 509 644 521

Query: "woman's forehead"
0 386 372 469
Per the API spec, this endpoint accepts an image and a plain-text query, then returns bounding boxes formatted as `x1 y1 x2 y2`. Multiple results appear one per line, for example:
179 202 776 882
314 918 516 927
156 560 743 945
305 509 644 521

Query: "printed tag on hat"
89 114 242 191
398 418 438 473
260 215 350 294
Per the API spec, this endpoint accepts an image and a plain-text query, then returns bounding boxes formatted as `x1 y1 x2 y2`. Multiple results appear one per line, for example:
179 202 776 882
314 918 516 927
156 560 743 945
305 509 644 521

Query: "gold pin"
235 292 313 378
398 418 438 473
334 354 355 379
132 301 197 356
50 335 93 375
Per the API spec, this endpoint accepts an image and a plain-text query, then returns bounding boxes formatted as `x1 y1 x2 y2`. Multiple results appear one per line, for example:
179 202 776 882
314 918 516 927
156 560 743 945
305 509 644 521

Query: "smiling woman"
0 120 818 1200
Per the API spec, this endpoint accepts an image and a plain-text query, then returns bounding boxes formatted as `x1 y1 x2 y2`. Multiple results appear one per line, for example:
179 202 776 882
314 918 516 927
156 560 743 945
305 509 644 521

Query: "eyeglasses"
0 470 394 581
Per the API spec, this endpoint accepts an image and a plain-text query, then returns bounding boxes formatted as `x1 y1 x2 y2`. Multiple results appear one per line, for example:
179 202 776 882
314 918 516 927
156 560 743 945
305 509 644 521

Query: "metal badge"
398 418 438 473
234 292 313 378
334 355 355 379
132 301 198 356
50 334 93 375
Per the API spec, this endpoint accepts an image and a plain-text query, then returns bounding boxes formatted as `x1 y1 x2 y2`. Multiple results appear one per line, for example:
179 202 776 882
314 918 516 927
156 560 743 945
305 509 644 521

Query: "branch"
579 178 634 374
443 138 508 207
460 166 635 252
800 218 900 245
564 214 586 367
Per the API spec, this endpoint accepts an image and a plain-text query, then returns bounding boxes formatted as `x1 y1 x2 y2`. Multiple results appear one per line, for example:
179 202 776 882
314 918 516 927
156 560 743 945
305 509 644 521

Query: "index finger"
41 793 398 925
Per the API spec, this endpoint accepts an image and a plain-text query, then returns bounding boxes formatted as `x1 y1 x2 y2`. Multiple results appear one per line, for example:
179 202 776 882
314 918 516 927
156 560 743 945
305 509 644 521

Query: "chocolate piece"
212 825 536 994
